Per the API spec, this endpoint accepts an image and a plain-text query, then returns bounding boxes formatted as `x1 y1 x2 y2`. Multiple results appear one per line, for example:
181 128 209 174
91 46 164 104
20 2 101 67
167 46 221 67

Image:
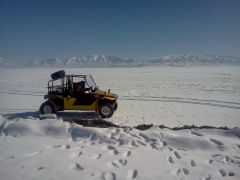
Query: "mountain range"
29 55 135 67
1 54 240 68
141 55 240 66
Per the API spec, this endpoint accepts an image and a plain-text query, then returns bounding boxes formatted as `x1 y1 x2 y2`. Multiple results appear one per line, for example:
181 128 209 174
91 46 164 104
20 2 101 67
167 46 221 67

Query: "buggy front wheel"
99 104 114 118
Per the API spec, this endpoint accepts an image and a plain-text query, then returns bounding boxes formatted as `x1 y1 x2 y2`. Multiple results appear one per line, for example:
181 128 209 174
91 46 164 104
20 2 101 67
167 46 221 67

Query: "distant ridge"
29 57 64 67
29 54 135 67
141 55 240 66
61 54 135 67
1 54 240 68
28 54 240 67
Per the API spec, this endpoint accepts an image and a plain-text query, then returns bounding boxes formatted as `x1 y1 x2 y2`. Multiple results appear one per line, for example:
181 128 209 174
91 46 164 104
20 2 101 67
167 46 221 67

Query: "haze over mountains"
1 54 240 68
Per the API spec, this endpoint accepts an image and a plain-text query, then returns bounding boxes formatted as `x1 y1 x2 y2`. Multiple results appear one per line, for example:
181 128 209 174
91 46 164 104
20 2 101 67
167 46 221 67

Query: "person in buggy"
76 81 91 94
75 80 93 105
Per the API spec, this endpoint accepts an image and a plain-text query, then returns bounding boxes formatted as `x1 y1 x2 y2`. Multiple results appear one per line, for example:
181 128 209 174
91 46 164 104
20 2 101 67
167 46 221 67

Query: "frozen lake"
1 66 240 180
0 66 240 127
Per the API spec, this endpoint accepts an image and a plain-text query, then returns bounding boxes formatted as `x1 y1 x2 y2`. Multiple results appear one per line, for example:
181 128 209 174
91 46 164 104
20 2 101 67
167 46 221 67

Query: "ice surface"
0 66 240 180
0 66 239 127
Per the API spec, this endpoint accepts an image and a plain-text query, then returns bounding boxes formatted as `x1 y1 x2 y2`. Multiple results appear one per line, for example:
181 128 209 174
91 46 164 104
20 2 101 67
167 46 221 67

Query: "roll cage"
47 74 98 96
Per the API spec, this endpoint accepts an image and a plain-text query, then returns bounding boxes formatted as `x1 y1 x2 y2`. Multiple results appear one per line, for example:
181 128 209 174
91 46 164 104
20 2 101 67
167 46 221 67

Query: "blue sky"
0 0 240 64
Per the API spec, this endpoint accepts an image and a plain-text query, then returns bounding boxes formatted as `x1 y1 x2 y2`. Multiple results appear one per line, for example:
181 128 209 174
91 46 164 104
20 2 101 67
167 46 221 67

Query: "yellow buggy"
40 70 118 118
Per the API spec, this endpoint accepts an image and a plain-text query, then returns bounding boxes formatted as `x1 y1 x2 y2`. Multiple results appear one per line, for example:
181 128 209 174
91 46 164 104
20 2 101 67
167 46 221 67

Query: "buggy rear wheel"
40 101 56 114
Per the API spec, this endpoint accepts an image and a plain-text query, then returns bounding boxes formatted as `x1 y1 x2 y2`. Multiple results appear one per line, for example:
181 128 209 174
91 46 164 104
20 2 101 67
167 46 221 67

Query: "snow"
0 117 239 180
0 66 240 179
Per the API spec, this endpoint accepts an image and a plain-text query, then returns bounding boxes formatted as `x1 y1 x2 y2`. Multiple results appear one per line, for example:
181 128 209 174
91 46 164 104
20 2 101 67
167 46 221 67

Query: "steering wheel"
87 86 93 93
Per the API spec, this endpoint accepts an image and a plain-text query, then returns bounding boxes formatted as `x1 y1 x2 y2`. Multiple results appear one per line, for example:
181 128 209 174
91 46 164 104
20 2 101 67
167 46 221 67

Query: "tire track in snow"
120 95 240 109
0 91 43 96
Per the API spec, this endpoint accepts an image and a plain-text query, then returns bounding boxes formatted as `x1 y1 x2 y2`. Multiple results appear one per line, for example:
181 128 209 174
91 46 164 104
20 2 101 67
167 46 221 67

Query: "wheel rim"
43 105 52 114
101 106 111 116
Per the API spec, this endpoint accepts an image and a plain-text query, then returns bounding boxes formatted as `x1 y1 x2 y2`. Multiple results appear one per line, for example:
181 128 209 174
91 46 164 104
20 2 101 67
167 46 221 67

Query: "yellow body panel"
64 98 98 111
94 89 118 100
52 89 118 112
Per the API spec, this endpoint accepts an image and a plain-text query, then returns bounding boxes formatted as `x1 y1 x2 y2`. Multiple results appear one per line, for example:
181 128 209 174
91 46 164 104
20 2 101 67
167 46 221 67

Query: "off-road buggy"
40 70 118 118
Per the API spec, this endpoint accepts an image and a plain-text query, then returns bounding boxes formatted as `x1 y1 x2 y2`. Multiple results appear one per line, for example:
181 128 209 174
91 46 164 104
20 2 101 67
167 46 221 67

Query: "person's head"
79 81 85 87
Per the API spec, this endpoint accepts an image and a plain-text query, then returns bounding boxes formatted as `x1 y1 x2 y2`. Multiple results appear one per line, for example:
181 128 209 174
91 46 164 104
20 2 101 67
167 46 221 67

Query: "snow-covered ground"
0 66 240 179
1 66 240 127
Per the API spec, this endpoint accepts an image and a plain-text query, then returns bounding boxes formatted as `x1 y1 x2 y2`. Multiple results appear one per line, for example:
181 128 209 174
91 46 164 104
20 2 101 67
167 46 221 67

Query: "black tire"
40 101 56 114
51 70 65 80
113 102 118 111
99 103 114 119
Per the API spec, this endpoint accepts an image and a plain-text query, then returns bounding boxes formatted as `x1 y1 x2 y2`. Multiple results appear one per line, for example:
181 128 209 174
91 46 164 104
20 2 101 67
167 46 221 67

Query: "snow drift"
0 115 239 180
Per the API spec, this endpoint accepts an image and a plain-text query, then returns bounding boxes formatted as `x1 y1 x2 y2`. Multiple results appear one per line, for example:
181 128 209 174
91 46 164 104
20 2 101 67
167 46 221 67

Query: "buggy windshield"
85 75 98 90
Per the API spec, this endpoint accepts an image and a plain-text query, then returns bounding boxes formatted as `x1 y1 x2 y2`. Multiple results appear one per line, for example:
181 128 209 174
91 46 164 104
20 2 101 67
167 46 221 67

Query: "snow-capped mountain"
64 57 80 66
64 54 135 67
86 54 108 65
27 54 240 67
0 57 11 67
29 57 64 67
140 55 240 66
